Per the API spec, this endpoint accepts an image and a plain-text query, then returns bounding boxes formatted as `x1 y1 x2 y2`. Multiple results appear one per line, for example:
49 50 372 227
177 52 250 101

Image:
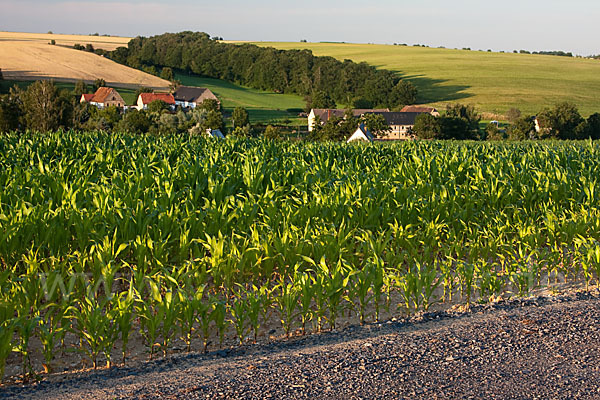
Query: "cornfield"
1 131 600 380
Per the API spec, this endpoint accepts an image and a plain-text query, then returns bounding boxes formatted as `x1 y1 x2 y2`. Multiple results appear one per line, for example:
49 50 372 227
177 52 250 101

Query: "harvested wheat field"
0 31 170 89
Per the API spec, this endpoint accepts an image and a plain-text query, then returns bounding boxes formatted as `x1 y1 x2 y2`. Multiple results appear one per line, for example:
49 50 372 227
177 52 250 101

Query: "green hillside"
250 42 600 117
174 73 306 125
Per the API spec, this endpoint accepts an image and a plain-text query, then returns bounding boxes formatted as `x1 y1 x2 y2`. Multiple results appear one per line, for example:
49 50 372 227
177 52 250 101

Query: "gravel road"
3 291 600 400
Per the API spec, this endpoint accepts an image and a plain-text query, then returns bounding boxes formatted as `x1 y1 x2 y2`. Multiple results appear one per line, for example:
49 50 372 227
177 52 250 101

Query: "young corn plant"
178 285 204 352
0 302 16 383
228 291 249 345
275 280 300 338
210 297 228 348
245 285 268 342
112 289 135 364
295 271 315 334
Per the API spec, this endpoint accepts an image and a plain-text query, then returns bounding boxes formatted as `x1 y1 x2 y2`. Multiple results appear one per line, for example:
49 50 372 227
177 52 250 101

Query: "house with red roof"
80 87 125 109
135 93 176 111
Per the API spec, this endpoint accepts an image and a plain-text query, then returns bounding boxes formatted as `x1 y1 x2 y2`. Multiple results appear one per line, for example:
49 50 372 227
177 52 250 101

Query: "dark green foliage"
160 67 174 82
390 80 418 108
85 44 94 53
232 107 249 128
413 113 441 139
147 100 170 114
0 93 22 132
93 79 106 92
264 125 282 140
585 113 600 140
73 80 88 98
108 32 415 109
361 113 390 138
444 104 481 139
507 116 535 140
485 123 505 140
118 110 151 134
204 110 224 131
306 90 336 111
536 102 584 139
18 80 71 132
199 98 221 113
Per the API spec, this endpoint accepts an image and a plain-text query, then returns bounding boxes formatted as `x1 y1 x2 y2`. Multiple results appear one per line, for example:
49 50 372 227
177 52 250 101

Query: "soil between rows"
3 289 600 399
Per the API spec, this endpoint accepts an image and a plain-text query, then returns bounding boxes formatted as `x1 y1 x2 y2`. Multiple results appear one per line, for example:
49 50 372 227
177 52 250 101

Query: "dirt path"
3 291 600 399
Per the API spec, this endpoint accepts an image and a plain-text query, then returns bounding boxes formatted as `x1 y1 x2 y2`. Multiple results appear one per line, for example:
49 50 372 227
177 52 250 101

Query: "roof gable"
173 86 218 103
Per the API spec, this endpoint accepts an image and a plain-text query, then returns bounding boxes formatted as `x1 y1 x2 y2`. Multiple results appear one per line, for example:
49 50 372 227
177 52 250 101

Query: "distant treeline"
105 32 417 109
517 50 573 57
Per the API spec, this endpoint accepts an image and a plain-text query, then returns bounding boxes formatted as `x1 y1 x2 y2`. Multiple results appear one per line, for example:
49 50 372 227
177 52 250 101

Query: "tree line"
104 32 418 110
413 103 600 141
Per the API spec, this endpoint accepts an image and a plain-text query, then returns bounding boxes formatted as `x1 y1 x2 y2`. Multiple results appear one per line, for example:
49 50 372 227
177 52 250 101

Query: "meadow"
1 131 600 380
250 42 600 117
174 72 305 126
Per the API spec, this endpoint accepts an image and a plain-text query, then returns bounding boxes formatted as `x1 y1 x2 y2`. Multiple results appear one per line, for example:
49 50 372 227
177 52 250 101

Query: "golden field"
0 32 170 89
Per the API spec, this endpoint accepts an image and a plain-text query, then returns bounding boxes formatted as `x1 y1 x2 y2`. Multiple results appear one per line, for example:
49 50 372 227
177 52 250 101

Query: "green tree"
391 80 418 107
584 113 600 140
73 80 88 98
147 100 170 114
93 78 106 92
536 102 584 140
307 90 336 111
264 125 283 140
231 124 252 137
232 107 249 128
413 113 441 139
0 93 22 132
118 110 150 134
160 67 174 81
203 109 224 131
199 98 221 113
19 80 64 131
440 117 470 140
485 123 505 140
444 104 481 139
507 116 535 140
361 113 390 138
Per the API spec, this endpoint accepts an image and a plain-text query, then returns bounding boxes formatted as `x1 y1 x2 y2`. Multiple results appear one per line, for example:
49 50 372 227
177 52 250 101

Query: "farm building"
369 112 423 140
308 108 390 131
135 93 176 111
347 124 374 143
400 105 440 116
80 87 125 109
173 86 220 109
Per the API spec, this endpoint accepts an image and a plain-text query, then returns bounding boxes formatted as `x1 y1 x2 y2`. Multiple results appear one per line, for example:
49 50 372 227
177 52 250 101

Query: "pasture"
249 42 600 117
174 72 305 125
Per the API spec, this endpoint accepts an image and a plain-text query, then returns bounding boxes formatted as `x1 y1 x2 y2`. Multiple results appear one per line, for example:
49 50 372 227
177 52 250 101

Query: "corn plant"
0 302 16 382
210 297 228 348
275 279 300 338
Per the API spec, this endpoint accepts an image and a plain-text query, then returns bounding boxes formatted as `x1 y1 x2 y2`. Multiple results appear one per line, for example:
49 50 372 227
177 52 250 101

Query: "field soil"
3 289 599 400
0 32 170 89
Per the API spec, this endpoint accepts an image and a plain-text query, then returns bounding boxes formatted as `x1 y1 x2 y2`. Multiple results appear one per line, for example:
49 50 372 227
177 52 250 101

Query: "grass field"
249 42 600 117
174 72 306 125
0 31 169 90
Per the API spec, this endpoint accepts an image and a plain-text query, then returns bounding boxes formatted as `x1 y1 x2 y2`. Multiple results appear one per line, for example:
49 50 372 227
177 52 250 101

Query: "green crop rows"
1 131 600 380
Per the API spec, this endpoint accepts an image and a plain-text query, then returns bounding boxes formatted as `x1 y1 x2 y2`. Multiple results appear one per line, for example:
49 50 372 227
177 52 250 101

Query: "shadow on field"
401 74 472 104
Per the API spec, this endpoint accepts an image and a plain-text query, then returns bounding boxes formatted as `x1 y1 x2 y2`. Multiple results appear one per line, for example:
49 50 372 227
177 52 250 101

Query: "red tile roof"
92 87 118 103
139 93 175 105
81 94 94 102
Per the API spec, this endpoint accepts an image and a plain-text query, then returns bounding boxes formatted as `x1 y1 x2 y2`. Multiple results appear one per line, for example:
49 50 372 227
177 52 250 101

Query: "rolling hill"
0 32 170 90
248 42 600 117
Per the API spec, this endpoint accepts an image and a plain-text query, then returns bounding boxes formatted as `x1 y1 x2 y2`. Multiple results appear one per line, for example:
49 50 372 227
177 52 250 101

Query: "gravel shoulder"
3 291 600 400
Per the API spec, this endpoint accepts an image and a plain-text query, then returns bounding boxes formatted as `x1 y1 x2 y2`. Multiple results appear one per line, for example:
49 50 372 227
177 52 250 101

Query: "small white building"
347 124 374 143
173 86 220 109
205 128 225 139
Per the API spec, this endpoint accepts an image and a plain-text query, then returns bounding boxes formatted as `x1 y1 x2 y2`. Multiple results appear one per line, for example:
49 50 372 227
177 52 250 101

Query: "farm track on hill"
4 291 600 400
